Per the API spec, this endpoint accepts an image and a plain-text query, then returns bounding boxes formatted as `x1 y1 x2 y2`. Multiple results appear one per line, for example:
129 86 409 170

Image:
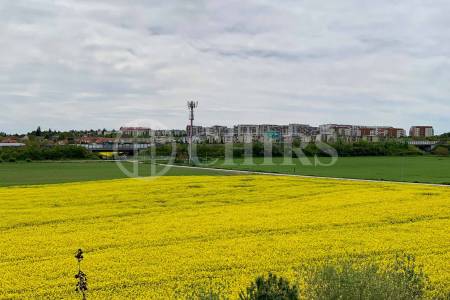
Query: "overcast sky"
1 0 449 134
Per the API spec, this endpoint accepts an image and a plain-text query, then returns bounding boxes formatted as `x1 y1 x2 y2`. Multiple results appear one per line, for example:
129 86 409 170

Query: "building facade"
119 127 152 137
178 123 411 144
409 126 434 138
319 124 406 142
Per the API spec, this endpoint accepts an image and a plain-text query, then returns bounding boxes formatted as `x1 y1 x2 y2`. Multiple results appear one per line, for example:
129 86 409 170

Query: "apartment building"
319 124 406 142
233 125 259 143
181 123 412 144
119 127 151 137
232 124 318 143
186 125 204 136
153 129 186 137
384 127 406 138
232 124 280 143
319 124 353 142
409 126 434 138
288 124 318 137
186 125 234 143
205 126 228 143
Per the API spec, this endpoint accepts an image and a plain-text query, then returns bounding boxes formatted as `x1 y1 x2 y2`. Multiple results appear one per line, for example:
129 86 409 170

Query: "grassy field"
206 156 450 184
0 175 449 298
0 161 230 186
1 156 449 187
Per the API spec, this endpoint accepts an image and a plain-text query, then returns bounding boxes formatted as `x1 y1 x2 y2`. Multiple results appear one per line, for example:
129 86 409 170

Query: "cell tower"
187 101 198 165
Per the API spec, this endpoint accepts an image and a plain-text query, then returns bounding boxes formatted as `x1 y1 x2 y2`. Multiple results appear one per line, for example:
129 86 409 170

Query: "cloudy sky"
1 0 449 134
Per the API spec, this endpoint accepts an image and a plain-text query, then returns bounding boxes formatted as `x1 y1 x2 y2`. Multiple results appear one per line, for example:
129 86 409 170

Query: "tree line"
2 140 447 162
153 141 426 161
0 145 97 162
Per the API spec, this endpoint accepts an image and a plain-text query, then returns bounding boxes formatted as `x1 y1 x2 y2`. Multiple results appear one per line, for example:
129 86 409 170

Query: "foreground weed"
75 249 88 300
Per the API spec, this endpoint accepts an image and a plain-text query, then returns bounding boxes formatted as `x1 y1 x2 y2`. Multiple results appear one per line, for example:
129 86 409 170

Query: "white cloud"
0 0 449 133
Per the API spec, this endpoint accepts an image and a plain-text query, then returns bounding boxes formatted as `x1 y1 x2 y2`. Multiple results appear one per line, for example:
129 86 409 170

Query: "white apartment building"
181 123 410 144
205 125 229 143
234 125 260 143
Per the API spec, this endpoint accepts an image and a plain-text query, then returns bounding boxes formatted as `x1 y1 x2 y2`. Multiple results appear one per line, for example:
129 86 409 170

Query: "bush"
0 145 96 161
299 253 428 300
239 273 299 300
329 141 421 157
25 158 32 162
432 146 449 156
8 157 16 162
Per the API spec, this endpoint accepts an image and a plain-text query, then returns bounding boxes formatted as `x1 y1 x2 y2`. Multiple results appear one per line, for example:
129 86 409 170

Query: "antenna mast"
187 101 198 165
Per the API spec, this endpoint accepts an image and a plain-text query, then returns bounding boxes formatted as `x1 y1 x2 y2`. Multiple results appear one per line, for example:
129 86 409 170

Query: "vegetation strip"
159 163 450 188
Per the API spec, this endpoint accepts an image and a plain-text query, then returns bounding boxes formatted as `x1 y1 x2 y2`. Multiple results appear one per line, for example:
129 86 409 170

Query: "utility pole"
187 101 198 165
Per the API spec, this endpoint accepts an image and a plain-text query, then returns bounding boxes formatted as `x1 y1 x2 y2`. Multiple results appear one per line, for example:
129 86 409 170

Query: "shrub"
432 146 449 156
8 157 16 162
239 273 299 300
299 253 428 300
329 141 421 157
0 145 95 161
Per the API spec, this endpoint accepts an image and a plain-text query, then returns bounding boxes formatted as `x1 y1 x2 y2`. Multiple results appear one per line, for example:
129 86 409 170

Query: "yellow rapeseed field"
0 175 449 299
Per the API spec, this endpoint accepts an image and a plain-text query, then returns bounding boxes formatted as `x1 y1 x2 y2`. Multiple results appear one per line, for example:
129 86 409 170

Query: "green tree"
36 126 42 136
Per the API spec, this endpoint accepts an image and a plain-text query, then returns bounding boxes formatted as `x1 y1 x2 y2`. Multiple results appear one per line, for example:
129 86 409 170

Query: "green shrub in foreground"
184 277 229 300
239 272 299 300
432 146 449 156
190 254 431 299
299 253 428 300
